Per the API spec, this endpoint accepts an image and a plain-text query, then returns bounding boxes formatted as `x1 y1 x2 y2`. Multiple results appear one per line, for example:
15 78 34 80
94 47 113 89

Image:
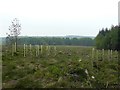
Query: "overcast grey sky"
0 0 119 37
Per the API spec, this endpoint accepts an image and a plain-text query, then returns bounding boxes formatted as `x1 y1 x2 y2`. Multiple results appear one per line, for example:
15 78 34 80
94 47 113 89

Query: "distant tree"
8 18 21 51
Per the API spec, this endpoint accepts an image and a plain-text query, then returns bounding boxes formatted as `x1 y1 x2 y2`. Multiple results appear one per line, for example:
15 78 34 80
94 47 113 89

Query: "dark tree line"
95 25 120 50
17 37 95 46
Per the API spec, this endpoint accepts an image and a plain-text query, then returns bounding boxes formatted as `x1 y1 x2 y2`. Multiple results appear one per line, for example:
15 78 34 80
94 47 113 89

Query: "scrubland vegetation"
2 45 119 88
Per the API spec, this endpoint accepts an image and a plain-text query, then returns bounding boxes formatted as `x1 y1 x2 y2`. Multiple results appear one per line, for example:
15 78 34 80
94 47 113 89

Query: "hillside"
1 35 95 46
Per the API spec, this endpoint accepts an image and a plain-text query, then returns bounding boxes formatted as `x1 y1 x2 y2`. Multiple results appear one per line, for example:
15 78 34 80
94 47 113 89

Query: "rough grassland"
2 45 119 88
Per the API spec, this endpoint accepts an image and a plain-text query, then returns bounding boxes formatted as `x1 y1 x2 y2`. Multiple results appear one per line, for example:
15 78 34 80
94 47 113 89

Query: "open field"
2 45 119 88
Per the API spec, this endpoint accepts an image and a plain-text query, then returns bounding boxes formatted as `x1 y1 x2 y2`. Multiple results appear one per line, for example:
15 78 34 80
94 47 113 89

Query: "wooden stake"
96 50 98 60
54 46 56 56
102 49 104 60
91 48 95 70
46 46 48 51
24 44 26 57
26 44 27 54
36 45 38 57
49 46 51 53
38 45 39 55
115 50 118 59
47 46 50 55
12 44 14 56
108 50 110 60
29 44 31 52
92 48 95 59
96 50 99 72
110 50 112 59
41 45 43 54
15 42 16 52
